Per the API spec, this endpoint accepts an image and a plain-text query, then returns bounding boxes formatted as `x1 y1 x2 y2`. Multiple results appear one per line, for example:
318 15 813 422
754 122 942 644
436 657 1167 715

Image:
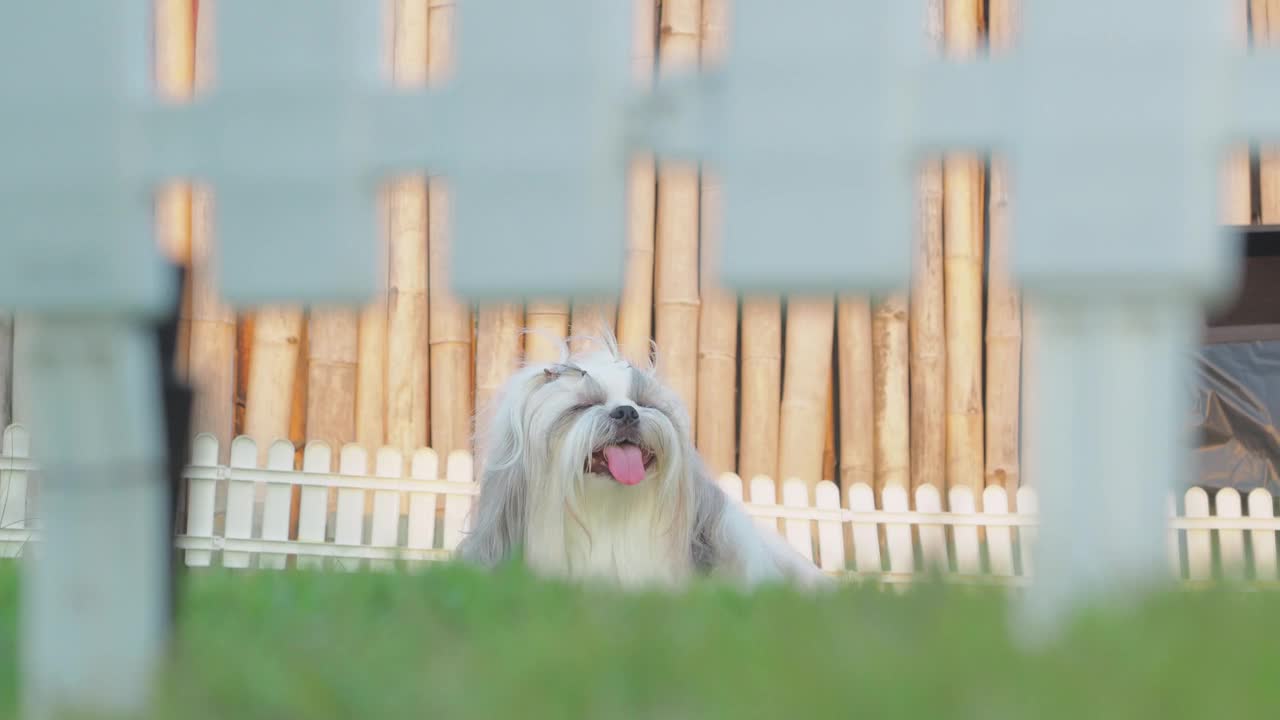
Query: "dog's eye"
570 402 598 413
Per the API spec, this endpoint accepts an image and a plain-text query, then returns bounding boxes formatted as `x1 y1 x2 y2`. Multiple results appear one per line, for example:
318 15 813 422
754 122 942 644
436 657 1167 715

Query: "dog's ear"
458 368 540 567
457 458 527 567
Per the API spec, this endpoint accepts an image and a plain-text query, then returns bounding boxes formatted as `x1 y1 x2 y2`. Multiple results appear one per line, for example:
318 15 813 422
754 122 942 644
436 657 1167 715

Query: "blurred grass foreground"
1 565 1279 719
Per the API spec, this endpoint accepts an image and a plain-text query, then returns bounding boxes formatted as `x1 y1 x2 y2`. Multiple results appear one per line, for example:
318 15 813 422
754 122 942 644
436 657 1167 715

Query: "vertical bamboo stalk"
911 1 946 494
234 316 252 436
524 303 570 363
427 182 472 458
617 0 659 366
1222 2 1250 224
873 296 910 494
154 0 196 377
943 0 985 503
778 299 835 491
1233 1 1262 226
306 310 358 448
188 192 237 457
822 370 836 483
694 0 736 475
426 0 472 458
837 297 874 489
569 302 618 354
655 0 702 421
474 305 524 445
287 320 308 531
911 160 945 492
352 1 397 455
738 299 782 482
386 0 430 454
187 0 236 459
244 308 305 455
985 0 1021 495
357 206 389 452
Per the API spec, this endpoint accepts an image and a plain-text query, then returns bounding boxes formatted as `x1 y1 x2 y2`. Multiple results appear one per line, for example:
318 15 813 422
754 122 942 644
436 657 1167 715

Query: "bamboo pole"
778 299 835 492
654 0 701 421
943 0 985 503
1257 0 1280 223
910 1 946 495
306 309 358 448
357 197 390 452
617 0 658 366
287 320 308 530
154 0 196 377
186 0 236 460
985 0 1021 495
910 160 945 493
350 0 398 455
694 0 736 475
234 316 252 436
475 304 524 445
524 303 570 363
386 0 430 455
1222 2 1250 225
426 0 472 458
188 191 237 458
837 297 874 489
822 370 836 484
243 308 305 456
569 301 618 354
873 295 910 494
738 298 782 482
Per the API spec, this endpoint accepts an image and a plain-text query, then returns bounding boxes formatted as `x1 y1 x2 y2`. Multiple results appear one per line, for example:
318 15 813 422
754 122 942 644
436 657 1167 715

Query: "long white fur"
457 331 829 590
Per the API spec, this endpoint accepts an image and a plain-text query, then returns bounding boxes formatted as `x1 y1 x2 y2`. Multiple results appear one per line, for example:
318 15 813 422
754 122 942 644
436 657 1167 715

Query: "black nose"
609 405 639 424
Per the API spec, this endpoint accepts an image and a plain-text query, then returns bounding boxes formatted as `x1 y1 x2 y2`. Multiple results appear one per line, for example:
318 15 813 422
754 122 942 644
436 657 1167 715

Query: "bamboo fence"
694 0 737 476
654 0 703 423
985 0 1021 498
5 0 1266 528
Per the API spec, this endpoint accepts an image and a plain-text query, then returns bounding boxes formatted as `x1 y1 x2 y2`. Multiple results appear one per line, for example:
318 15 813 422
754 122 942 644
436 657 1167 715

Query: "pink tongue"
603 445 646 486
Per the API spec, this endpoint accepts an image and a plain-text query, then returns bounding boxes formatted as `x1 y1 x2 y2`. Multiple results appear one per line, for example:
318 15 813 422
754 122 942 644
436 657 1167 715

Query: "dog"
457 331 829 590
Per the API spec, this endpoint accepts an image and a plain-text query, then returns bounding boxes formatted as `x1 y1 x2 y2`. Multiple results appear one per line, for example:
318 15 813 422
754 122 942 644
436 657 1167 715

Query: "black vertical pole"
153 261 193 625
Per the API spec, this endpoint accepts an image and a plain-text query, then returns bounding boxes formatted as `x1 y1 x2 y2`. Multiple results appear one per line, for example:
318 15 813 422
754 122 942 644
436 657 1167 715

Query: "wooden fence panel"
223 436 257 568
916 484 947 572
335 444 368 570
407 448 439 550
882 484 913 577
183 433 218 567
1184 487 1212 581
815 480 845 572
371 447 404 568
296 441 331 569
848 482 881 575
779 479 812 562
1216 487 1245 581
1248 488 1276 581
259 439 295 569
949 486 980 575
984 486 1014 577
442 451 473 551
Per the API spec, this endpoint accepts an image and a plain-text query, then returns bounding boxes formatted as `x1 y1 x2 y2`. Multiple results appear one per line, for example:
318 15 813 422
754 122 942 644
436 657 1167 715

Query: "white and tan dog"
457 332 828 589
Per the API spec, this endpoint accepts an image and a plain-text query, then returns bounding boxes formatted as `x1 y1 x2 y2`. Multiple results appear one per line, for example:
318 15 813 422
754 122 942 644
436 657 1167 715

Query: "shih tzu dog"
457 331 829 590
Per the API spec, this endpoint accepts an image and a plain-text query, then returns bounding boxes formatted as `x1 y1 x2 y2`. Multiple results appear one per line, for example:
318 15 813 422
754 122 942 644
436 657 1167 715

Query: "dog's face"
524 351 689 489
463 335 706 573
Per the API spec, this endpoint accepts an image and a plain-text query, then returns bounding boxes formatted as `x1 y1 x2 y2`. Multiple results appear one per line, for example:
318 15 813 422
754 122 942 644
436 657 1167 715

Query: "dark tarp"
1192 337 1280 493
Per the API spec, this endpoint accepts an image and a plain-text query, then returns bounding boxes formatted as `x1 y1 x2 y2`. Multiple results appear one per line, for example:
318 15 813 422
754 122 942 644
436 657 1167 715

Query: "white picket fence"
1 421 1276 585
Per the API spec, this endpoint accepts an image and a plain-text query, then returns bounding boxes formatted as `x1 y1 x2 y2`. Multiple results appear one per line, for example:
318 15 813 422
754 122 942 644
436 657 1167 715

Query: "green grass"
2 563 1280 719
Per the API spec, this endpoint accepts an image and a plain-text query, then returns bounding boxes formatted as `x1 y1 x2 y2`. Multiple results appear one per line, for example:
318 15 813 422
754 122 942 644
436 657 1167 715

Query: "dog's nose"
609 404 639 424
